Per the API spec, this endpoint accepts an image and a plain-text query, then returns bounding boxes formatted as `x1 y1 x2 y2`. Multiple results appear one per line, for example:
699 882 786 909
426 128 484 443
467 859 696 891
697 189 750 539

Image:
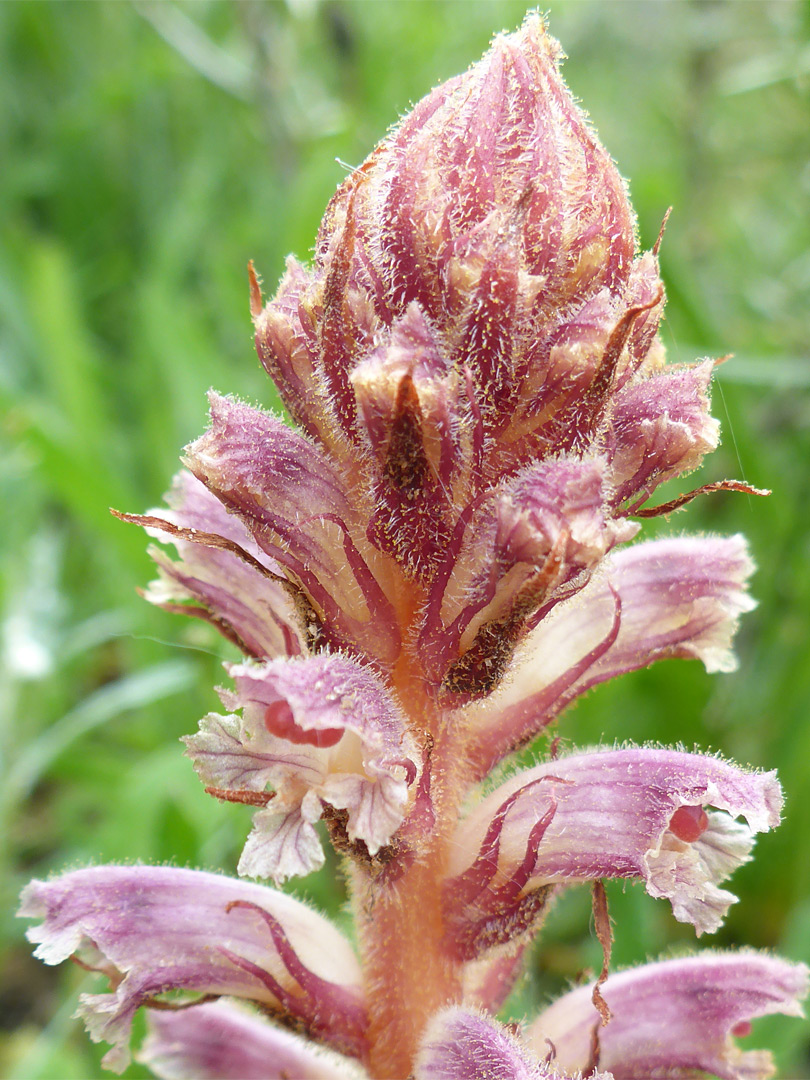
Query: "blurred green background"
1 1 808 1076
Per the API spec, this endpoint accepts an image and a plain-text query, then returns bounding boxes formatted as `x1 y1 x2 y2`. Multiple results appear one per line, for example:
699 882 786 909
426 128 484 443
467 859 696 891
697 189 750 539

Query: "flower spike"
20 12 801 1080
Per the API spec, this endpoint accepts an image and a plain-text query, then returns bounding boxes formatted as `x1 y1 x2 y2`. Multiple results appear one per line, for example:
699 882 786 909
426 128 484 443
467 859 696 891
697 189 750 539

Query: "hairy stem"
354 718 469 1078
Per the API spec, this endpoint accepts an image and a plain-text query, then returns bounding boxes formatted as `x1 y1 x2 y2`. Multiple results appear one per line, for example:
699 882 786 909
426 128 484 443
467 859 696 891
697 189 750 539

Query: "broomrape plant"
19 15 807 1080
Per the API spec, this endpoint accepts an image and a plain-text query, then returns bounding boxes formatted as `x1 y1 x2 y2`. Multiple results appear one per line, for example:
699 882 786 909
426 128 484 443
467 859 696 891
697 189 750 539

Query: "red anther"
668 804 710 842
263 701 343 748
732 1020 753 1038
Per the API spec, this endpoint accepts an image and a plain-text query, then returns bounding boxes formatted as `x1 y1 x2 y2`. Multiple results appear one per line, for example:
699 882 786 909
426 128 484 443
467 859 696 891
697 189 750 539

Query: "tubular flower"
442 747 782 961
19 13 804 1080
18 866 368 1072
525 953 810 1080
138 470 306 660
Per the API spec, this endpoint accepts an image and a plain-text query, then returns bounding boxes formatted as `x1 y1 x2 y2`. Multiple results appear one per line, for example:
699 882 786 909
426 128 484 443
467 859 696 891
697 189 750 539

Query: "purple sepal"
445 747 781 948
218 899 368 1060
140 1000 367 1080
442 774 558 959
525 952 808 1080
18 865 365 1072
184 653 417 882
422 456 637 700
608 359 719 510
142 471 305 659
414 1007 557 1080
185 393 401 664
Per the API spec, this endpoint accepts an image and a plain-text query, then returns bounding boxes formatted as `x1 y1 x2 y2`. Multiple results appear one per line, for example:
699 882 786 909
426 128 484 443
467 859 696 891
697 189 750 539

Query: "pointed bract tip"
248 260 263 319
653 207 672 255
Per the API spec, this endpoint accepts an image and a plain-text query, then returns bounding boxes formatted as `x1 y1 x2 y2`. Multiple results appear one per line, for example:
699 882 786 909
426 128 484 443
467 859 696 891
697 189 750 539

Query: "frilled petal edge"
184 652 417 882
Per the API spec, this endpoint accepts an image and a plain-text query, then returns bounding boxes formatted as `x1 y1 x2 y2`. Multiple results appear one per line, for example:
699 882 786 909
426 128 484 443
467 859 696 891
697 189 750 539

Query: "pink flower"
525 953 809 1080
185 652 417 882
19 866 367 1072
443 747 781 961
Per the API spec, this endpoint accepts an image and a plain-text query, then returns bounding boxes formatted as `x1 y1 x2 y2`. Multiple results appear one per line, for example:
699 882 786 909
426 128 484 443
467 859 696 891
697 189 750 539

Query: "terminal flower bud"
314 17 636 428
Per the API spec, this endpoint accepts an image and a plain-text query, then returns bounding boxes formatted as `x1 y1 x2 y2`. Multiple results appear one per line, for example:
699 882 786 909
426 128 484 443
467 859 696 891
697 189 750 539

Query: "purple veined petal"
139 999 368 1080
184 653 417 882
17 866 366 1073
414 1006 612 1080
238 799 325 883
466 534 756 776
608 359 720 510
452 456 636 630
444 747 781 952
186 393 349 527
525 952 809 1080
184 393 401 664
141 471 305 659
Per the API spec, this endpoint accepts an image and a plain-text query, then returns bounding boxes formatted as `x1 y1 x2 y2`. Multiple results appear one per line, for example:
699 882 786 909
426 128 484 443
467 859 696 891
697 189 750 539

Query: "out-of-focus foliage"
1 2 808 1076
